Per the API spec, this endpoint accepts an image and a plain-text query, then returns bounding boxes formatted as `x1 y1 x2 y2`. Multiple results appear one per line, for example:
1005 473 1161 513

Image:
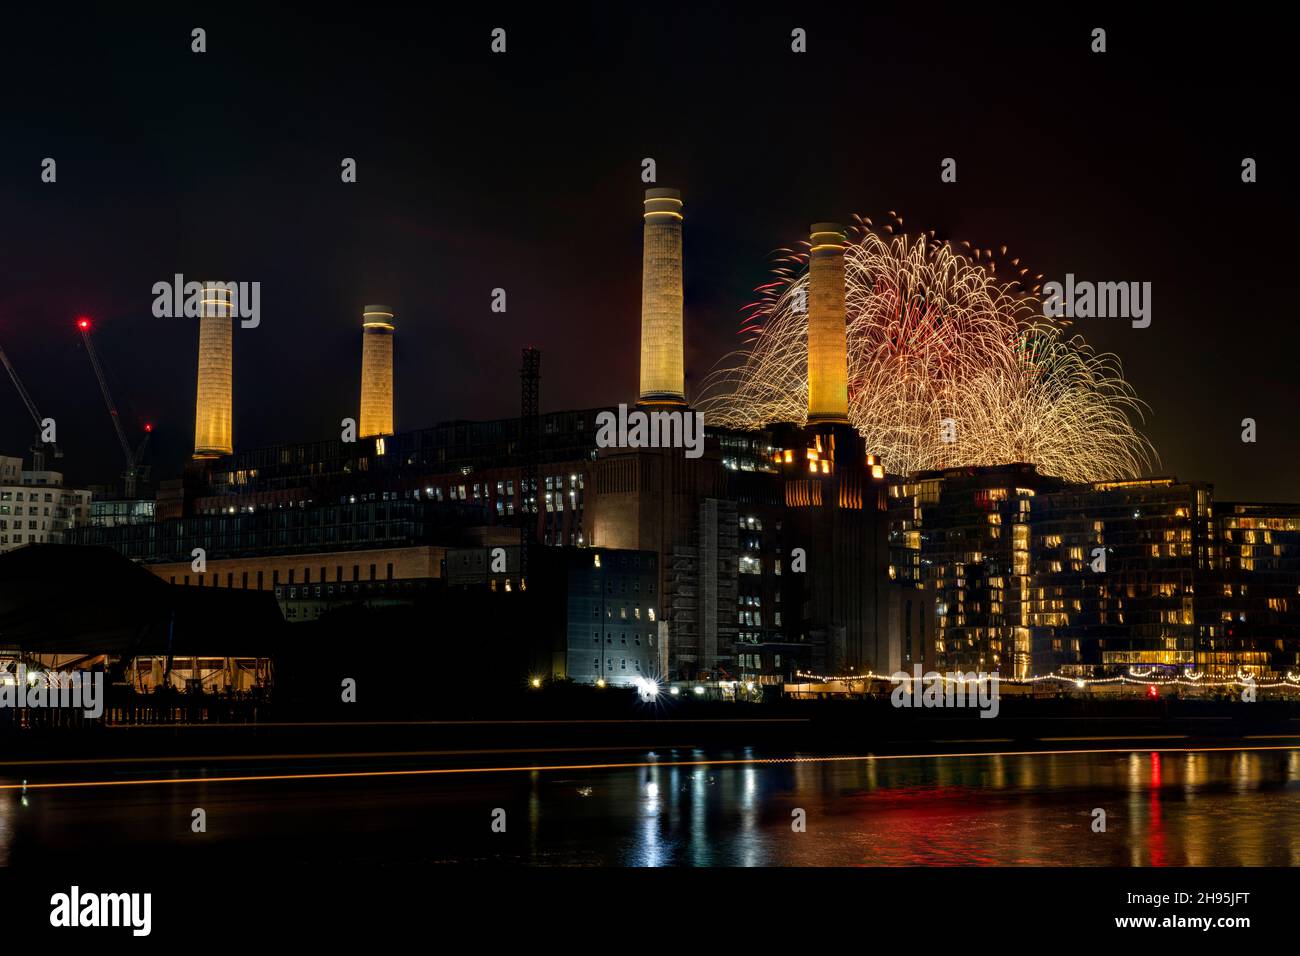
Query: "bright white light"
693 686 705 695
669 687 680 696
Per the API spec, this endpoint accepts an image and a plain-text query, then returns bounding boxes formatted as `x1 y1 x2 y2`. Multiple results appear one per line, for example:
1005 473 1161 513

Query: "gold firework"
698 220 1157 482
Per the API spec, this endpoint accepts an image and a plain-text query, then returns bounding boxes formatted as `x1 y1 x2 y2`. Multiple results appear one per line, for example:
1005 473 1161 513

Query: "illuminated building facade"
0 454 93 552
444 544 660 685
1211 502 1300 674
889 468 1300 679
89 499 157 527
193 281 234 458
359 305 395 439
178 410 604 547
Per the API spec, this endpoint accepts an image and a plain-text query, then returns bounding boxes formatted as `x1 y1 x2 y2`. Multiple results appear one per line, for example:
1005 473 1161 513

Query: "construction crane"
0 341 62 472
76 317 151 499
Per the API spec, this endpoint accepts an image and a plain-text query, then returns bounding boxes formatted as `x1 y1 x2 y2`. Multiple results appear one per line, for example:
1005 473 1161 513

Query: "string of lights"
792 669 1300 690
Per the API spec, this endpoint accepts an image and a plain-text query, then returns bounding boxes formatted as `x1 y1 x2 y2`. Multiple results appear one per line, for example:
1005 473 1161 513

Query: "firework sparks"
697 221 1156 482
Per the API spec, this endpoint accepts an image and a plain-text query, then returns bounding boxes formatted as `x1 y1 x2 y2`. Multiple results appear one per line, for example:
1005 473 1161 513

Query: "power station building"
59 190 1300 690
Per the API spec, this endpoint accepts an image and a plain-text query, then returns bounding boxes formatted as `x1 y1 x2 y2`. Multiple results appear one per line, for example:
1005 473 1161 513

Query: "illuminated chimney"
359 305 395 438
638 187 686 406
193 281 233 458
806 223 850 424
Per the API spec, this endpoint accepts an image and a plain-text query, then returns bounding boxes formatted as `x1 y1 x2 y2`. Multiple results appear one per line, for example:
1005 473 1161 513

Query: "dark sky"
0 4 1293 500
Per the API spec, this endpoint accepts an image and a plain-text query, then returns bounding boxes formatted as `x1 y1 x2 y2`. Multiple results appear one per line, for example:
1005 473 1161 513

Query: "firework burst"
697 219 1156 482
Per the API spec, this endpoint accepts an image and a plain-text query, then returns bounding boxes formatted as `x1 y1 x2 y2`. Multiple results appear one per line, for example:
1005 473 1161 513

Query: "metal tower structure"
0 341 61 472
76 318 151 498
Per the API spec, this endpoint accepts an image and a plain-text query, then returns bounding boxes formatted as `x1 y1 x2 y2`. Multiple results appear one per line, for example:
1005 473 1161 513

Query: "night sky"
1 5 1292 500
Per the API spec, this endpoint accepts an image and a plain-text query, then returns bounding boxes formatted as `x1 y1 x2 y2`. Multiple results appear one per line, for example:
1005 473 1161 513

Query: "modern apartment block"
889 467 1300 679
0 454 92 553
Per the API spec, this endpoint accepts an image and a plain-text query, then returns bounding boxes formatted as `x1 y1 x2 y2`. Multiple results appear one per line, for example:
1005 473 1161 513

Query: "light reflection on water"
601 749 1300 866
3 749 1299 866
